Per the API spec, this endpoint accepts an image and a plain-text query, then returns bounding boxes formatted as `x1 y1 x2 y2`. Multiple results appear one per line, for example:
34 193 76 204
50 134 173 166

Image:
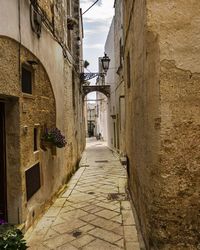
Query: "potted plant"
67 16 78 30
41 127 67 155
0 220 28 249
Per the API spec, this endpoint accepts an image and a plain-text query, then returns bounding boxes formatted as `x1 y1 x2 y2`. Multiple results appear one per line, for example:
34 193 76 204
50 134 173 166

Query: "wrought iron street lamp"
80 53 110 83
101 53 110 73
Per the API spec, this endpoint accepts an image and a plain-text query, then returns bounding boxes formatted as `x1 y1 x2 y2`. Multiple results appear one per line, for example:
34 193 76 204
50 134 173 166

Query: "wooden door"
0 102 7 221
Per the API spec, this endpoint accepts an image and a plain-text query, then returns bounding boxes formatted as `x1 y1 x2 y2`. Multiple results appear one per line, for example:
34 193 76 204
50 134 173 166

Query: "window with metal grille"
21 66 32 94
25 163 41 201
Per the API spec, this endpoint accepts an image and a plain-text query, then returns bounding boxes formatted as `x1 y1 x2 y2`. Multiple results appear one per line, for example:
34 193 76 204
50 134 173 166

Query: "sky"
80 0 114 74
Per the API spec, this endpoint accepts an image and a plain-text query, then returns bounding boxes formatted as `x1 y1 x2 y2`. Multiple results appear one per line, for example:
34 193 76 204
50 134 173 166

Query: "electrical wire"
82 0 100 15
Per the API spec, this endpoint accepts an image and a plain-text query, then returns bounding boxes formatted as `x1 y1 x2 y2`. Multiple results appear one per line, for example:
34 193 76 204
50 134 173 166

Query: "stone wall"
0 37 56 226
0 0 85 231
123 0 200 249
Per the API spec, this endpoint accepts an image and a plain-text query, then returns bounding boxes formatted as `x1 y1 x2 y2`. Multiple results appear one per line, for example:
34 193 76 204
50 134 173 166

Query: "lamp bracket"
80 73 104 82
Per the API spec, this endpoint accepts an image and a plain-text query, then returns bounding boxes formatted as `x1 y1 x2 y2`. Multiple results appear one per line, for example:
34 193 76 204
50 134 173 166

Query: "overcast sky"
80 0 114 73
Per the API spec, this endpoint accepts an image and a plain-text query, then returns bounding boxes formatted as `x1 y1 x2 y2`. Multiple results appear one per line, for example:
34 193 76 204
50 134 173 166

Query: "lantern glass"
101 53 110 73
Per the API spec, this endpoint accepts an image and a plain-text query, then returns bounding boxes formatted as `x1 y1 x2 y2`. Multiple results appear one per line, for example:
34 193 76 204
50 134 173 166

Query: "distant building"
100 1 125 154
96 57 109 142
87 103 97 137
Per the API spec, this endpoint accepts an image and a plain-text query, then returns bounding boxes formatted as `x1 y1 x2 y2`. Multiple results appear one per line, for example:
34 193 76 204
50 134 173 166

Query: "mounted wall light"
80 53 111 83
101 53 111 73
27 60 38 66
27 60 38 70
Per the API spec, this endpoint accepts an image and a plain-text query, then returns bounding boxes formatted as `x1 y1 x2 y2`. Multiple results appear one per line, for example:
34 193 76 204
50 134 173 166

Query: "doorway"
113 122 116 148
0 102 7 221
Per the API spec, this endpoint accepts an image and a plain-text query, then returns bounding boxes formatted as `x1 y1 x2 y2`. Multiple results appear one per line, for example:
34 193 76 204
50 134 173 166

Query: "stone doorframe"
2 95 21 224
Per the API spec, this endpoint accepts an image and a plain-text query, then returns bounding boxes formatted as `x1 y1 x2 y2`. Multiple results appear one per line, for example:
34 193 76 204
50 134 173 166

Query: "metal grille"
22 66 32 94
26 163 41 201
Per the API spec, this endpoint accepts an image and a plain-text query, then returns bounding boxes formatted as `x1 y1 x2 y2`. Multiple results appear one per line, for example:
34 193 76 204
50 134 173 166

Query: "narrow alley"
25 139 141 250
0 1 199 249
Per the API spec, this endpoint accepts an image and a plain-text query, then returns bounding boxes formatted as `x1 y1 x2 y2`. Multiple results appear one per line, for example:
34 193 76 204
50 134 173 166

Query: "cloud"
84 43 103 49
81 0 102 7
80 0 114 71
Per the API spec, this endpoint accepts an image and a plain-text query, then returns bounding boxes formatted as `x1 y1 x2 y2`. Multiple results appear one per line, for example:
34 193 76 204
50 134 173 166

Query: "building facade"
123 0 200 249
86 102 97 137
0 0 85 231
102 2 125 155
96 57 109 142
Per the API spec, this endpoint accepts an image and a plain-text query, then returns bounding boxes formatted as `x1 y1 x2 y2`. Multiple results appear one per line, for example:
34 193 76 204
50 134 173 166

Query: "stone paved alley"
25 139 141 249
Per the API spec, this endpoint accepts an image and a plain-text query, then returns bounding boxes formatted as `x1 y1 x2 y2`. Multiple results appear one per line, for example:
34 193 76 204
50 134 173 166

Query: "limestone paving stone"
111 214 123 223
52 198 66 207
89 227 122 243
79 224 95 233
44 206 62 217
43 234 75 249
121 201 131 210
28 244 50 250
122 209 136 225
124 226 139 242
95 209 119 219
82 238 122 250
52 220 87 234
81 213 98 222
59 209 88 220
70 234 95 248
125 242 140 250
26 140 141 250
116 238 125 248
90 217 121 231
44 229 59 240
57 243 78 250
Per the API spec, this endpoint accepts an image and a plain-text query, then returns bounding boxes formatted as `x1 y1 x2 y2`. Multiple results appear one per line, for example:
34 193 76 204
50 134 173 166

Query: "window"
119 39 123 67
34 127 38 151
21 66 33 94
67 0 72 50
126 52 131 88
25 163 41 201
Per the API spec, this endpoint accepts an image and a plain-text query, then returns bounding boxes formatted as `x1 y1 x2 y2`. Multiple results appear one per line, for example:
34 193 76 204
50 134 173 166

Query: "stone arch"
83 85 111 98
0 36 56 226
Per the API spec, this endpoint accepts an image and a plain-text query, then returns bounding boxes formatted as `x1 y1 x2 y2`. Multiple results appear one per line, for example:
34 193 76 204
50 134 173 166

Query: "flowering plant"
42 128 67 148
0 219 6 225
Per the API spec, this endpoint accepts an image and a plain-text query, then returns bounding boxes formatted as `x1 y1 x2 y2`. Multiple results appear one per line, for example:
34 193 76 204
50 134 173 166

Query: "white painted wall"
104 18 116 149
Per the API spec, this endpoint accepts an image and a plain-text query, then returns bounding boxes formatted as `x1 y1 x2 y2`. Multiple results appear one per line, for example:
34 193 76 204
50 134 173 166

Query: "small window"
25 163 41 201
22 66 32 94
119 39 123 67
127 52 131 88
34 127 38 151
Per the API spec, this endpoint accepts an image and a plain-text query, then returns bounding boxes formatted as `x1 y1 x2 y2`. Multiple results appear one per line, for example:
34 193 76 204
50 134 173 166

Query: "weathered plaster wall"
124 0 151 246
147 1 200 249
124 0 200 249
